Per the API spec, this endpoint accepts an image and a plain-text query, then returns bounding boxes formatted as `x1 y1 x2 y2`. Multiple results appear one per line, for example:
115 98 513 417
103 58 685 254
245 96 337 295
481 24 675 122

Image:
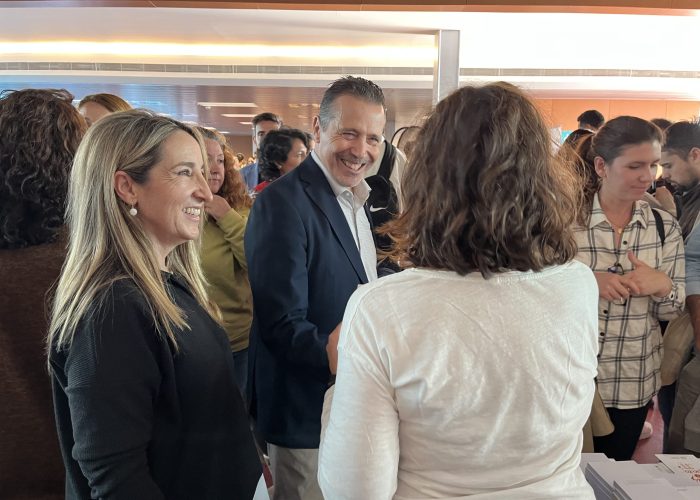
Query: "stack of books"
581 454 700 499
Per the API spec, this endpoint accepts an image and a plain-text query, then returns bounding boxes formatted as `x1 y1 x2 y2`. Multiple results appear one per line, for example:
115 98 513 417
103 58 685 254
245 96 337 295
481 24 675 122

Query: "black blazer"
244 156 371 448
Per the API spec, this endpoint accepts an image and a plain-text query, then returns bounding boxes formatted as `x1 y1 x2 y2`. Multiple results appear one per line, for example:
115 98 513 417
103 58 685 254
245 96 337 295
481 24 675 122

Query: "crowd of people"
1 77 700 500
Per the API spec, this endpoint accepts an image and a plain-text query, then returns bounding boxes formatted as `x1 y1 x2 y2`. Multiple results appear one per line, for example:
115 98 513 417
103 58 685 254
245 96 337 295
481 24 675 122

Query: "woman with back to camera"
319 82 600 499
574 116 685 461
78 92 131 127
254 128 308 193
197 126 254 394
48 110 262 499
0 88 86 499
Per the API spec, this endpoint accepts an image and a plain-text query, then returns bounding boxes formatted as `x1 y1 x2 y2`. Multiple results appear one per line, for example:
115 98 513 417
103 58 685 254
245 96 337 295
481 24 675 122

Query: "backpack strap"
651 208 666 248
377 141 396 181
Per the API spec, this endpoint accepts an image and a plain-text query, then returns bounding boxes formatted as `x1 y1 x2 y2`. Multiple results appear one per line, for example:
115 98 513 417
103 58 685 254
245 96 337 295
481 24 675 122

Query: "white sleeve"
318 290 399 500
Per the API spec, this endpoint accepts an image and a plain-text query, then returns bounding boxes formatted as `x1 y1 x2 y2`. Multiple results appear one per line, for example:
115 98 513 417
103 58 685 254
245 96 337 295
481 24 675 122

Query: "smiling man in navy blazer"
244 76 386 499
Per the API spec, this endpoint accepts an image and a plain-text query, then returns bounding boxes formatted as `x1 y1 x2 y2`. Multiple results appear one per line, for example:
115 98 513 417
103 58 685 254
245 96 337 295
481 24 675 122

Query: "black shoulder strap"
651 208 666 247
377 141 396 180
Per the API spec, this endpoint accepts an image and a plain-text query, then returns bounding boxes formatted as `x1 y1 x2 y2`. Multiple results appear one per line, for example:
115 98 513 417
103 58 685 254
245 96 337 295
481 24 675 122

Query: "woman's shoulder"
83 278 153 332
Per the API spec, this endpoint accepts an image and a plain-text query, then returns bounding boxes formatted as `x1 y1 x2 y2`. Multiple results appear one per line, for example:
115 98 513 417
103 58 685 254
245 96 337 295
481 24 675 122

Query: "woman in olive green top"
199 127 254 394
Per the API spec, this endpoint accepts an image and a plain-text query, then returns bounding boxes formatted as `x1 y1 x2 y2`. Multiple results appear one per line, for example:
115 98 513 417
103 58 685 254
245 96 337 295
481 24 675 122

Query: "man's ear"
594 156 607 179
688 146 700 166
114 171 138 205
312 115 321 144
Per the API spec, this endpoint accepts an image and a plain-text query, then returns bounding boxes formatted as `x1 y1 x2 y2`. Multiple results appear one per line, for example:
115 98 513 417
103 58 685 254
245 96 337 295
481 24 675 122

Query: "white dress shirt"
312 151 377 282
319 262 599 499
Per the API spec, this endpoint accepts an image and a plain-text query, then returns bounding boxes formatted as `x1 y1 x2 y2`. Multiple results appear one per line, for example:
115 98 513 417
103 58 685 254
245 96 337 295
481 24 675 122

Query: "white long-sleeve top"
318 262 599 500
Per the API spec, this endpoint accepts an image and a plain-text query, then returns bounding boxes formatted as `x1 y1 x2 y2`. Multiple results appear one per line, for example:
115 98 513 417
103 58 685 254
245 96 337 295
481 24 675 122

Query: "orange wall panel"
537 99 700 131
547 99 611 131
534 99 553 126
608 100 667 121
666 101 700 122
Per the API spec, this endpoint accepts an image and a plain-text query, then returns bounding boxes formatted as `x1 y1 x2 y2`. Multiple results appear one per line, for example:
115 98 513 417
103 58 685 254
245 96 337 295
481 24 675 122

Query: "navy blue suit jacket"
244 156 371 448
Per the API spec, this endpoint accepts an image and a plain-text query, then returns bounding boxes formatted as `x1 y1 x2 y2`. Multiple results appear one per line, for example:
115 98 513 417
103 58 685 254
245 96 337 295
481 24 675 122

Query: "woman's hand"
624 251 673 298
594 272 640 302
204 195 231 221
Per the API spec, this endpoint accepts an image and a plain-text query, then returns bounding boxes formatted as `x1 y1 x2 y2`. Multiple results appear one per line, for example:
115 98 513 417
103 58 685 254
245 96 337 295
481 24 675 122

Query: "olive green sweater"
201 208 252 352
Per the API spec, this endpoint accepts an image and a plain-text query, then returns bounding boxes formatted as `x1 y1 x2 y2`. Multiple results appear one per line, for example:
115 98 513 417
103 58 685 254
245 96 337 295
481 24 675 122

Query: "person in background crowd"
661 119 700 454
245 76 385 500
391 125 421 161
49 111 261 499
0 88 86 500
563 128 594 150
254 128 308 193
574 116 685 461
319 82 599 499
236 152 246 167
651 118 673 131
578 109 605 132
661 120 700 237
197 126 254 395
77 92 131 127
240 112 283 191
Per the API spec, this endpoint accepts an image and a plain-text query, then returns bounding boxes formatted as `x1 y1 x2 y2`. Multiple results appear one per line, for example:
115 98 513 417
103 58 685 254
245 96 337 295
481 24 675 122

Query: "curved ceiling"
2 6 700 135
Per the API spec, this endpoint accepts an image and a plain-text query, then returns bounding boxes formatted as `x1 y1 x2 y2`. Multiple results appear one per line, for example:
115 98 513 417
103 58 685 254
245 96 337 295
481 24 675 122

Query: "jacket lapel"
298 158 369 284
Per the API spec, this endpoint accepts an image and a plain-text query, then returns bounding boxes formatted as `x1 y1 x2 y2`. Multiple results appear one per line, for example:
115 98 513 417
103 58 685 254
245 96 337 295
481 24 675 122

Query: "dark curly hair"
381 82 582 277
0 89 86 249
258 129 309 183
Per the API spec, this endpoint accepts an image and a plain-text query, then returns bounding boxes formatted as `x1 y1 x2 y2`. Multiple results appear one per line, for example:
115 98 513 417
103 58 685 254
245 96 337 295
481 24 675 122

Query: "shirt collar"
589 192 648 230
311 150 371 204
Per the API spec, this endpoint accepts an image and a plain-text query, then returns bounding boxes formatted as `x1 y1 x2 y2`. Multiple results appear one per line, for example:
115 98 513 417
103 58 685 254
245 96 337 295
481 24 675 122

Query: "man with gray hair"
244 76 385 499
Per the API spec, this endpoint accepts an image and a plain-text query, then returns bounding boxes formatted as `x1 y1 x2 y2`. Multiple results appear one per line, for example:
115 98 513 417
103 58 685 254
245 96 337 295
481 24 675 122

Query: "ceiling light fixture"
197 102 258 108
221 113 257 118
0 42 436 65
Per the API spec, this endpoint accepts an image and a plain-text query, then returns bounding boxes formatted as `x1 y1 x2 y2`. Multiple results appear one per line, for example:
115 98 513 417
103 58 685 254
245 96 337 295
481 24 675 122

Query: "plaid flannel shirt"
574 194 685 409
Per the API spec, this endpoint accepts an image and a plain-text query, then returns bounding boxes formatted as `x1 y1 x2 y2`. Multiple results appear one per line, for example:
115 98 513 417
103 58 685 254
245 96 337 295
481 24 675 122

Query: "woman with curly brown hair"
197 127 255 394
319 82 599 499
0 88 86 499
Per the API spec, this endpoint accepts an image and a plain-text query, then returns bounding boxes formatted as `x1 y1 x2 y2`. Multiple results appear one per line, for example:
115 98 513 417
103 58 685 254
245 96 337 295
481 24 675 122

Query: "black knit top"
50 274 261 499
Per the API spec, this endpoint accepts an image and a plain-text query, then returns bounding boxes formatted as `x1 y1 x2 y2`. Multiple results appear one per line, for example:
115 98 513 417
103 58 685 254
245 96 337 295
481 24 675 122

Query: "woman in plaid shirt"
574 116 685 460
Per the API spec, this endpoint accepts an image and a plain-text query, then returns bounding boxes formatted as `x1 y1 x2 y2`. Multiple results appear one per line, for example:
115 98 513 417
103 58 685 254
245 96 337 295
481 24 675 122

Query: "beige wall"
224 134 254 159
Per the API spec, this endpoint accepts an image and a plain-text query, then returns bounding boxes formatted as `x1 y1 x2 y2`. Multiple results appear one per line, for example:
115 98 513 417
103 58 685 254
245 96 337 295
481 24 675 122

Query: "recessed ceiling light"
197 102 258 108
239 121 253 125
222 113 257 118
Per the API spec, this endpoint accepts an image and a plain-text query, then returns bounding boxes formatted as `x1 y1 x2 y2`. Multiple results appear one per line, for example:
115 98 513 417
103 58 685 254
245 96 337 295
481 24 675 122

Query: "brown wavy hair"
381 82 581 277
0 89 87 249
197 127 252 211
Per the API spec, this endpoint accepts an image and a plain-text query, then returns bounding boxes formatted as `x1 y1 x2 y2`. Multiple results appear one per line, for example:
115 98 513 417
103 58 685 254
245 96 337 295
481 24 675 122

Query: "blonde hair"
49 110 217 353
78 93 132 113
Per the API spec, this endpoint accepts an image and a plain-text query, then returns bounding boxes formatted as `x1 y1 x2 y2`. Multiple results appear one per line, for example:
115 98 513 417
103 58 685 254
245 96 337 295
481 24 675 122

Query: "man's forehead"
255 120 279 132
660 151 680 161
333 105 386 130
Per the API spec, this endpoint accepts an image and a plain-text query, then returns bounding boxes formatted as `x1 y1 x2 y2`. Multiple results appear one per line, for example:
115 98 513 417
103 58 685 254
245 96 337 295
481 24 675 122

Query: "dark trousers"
658 383 677 452
593 405 649 460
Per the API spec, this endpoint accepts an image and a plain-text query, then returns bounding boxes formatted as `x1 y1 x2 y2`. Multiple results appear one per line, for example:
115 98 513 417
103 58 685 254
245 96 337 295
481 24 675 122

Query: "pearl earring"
129 205 138 216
